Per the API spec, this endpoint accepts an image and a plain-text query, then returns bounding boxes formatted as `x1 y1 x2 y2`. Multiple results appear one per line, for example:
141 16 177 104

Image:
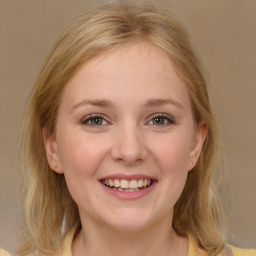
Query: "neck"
72 215 188 256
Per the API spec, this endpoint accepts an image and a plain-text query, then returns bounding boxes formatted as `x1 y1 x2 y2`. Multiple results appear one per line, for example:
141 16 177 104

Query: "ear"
189 122 207 171
42 128 63 174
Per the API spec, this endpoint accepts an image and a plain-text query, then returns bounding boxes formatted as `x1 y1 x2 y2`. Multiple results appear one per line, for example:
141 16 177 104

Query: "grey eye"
152 117 166 125
149 114 175 126
89 117 104 125
81 115 107 126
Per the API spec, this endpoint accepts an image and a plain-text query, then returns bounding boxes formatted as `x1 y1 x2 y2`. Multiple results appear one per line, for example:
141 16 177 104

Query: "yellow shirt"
59 229 256 256
0 249 11 256
1 232 255 256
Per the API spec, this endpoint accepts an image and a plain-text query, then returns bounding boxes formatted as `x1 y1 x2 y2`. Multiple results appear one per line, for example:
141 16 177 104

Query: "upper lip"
99 174 157 181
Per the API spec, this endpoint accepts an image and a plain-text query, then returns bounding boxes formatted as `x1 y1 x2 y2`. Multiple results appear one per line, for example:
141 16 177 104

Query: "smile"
99 175 157 200
101 179 152 192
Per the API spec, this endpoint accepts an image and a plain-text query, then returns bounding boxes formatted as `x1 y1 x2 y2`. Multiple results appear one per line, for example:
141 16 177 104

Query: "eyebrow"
70 97 183 113
144 98 184 109
71 99 115 113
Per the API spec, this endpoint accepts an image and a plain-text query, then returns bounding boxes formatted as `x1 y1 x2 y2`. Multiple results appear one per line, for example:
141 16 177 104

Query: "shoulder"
188 234 256 256
0 249 12 256
231 246 256 256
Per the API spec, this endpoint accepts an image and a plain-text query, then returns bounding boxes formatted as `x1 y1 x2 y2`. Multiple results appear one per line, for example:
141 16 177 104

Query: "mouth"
100 178 153 192
99 175 157 199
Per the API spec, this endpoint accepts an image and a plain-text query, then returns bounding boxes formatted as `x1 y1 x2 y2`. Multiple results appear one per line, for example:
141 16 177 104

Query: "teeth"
138 179 143 187
102 178 152 190
117 187 140 192
130 180 137 189
114 179 120 187
120 179 129 188
109 179 114 187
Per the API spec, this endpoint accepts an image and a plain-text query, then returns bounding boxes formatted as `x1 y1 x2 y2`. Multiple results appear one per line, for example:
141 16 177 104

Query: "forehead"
61 41 191 110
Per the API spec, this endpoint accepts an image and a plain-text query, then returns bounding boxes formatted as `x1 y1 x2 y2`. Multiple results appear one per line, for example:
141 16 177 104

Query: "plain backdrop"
1 0 255 253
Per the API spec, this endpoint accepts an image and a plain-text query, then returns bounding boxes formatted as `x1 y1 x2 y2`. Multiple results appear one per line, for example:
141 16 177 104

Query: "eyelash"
80 113 175 127
148 114 175 126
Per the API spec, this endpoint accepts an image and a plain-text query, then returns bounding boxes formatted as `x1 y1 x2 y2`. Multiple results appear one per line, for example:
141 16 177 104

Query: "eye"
81 114 108 126
148 114 175 126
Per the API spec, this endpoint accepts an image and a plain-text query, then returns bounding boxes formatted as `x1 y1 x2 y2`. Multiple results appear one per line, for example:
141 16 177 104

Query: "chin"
99 208 156 232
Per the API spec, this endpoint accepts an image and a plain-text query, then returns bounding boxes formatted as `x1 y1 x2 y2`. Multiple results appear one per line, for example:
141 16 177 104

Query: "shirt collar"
60 229 198 256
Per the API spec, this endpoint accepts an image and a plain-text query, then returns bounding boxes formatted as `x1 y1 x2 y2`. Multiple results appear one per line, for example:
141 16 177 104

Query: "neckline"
61 229 197 256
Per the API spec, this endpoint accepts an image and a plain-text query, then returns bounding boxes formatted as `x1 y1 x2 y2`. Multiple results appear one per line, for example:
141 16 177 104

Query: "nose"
110 123 148 166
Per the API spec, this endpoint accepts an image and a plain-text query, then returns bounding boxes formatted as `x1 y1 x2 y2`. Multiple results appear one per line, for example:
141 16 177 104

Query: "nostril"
110 129 148 165
111 146 148 165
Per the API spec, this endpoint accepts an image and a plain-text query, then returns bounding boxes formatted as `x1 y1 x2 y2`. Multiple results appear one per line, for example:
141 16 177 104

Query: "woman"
1 2 255 256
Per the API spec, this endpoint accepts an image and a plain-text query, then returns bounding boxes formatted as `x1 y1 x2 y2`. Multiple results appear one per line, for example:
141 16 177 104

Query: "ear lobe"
189 123 207 171
42 128 63 174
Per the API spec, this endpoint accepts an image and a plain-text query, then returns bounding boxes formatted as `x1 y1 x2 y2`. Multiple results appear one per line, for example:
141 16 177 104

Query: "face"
44 42 206 232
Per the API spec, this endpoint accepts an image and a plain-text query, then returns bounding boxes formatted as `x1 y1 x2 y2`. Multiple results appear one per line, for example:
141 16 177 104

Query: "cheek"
149 132 192 202
57 132 109 188
159 142 190 189
59 131 104 168
150 132 192 172
57 132 110 209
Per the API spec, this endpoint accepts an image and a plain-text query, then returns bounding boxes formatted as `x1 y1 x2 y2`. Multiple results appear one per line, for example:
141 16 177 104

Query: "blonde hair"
18 2 226 256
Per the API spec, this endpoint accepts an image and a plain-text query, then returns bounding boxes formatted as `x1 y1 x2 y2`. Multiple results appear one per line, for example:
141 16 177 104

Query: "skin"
43 42 206 256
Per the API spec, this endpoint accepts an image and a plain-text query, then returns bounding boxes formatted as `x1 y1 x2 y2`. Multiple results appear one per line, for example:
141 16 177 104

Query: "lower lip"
99 181 157 200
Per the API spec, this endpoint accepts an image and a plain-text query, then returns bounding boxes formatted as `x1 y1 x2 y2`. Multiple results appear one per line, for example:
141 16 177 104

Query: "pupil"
154 117 164 125
92 118 102 125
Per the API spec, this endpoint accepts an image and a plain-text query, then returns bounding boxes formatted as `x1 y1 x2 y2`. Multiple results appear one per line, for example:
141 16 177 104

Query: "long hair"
18 2 226 255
